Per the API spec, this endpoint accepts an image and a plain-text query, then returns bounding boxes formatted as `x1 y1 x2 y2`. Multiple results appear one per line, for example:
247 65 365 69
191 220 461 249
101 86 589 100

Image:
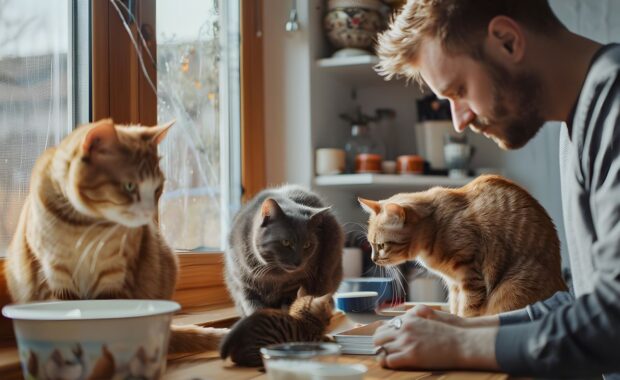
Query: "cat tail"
167 324 229 354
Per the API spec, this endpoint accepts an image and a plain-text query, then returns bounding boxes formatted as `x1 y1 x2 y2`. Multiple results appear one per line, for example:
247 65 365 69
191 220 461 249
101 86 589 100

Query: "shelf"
314 174 474 189
316 55 402 87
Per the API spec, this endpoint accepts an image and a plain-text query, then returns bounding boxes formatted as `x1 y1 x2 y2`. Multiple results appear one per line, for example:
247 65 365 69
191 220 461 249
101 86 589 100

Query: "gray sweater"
495 44 620 379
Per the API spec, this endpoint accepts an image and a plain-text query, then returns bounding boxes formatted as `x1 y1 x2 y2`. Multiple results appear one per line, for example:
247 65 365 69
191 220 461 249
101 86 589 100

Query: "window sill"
0 303 239 378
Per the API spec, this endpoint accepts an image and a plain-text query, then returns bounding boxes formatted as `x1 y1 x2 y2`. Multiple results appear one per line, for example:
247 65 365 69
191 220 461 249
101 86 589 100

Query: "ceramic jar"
324 0 384 57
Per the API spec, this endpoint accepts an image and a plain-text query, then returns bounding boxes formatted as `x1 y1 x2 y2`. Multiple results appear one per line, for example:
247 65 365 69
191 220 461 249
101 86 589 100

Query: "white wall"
263 0 314 187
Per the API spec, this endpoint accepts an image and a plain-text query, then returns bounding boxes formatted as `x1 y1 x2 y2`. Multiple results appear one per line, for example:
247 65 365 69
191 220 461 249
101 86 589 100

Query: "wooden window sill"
0 303 239 379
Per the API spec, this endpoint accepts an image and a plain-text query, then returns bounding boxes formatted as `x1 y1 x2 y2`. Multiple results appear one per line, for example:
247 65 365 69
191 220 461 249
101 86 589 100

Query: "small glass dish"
260 342 366 379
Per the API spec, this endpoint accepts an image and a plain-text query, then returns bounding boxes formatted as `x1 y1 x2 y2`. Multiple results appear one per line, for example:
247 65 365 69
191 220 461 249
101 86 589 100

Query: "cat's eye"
303 242 311 249
123 182 137 193
281 240 291 247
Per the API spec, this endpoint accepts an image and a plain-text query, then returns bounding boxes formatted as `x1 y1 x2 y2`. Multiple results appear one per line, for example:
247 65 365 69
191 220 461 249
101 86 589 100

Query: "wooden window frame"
0 0 265 343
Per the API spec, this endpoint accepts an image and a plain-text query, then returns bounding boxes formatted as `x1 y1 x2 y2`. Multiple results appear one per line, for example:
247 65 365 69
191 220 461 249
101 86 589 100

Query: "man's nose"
450 100 475 133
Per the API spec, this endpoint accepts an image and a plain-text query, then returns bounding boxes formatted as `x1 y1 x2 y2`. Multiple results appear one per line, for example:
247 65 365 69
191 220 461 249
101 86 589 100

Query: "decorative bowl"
324 1 384 55
2 299 180 380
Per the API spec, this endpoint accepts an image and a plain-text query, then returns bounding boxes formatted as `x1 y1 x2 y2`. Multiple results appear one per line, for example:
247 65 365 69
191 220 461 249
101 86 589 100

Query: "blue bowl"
334 291 379 313
340 277 395 305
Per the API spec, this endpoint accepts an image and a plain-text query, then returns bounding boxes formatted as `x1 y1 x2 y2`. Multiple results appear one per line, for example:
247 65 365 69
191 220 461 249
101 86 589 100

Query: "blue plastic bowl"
334 291 379 313
340 278 395 305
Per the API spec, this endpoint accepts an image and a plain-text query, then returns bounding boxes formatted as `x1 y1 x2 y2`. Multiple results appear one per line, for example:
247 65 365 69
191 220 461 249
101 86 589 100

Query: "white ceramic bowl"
2 299 180 380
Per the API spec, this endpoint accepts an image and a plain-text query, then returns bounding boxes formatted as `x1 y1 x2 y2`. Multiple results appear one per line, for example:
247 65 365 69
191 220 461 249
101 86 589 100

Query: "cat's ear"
260 198 283 226
315 293 333 305
297 286 308 298
82 119 119 156
310 206 331 223
149 120 175 145
358 198 381 215
383 203 406 226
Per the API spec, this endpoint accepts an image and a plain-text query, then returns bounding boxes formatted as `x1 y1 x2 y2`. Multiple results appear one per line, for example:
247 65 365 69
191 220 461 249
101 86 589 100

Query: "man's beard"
471 57 546 150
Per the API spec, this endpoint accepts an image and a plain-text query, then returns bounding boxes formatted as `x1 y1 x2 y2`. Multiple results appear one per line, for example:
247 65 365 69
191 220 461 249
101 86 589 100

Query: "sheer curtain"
0 0 71 255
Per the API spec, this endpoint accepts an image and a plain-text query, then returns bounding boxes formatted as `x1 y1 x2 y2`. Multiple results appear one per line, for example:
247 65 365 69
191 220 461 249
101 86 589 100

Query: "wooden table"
164 351 511 379
164 312 511 380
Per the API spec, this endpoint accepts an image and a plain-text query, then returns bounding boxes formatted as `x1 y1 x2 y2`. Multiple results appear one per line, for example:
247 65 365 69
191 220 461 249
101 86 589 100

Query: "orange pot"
397 155 424 174
355 154 382 173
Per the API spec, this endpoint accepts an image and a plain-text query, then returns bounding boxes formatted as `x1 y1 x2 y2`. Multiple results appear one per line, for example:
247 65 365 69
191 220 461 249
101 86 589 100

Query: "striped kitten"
219 288 334 367
5 118 227 353
360 175 567 317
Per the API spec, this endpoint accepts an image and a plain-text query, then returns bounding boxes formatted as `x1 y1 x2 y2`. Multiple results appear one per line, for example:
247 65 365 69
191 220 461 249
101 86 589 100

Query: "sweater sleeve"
495 69 620 378
498 291 574 325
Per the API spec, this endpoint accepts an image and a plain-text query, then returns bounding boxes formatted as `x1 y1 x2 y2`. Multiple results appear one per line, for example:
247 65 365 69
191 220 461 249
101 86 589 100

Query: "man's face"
418 39 545 150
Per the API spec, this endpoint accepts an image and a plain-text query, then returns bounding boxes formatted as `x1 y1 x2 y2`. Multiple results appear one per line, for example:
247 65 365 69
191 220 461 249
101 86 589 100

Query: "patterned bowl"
2 299 180 380
323 2 384 55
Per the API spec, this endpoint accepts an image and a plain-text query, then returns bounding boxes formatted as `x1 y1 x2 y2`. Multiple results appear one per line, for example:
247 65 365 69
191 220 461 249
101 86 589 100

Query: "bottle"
374 108 397 161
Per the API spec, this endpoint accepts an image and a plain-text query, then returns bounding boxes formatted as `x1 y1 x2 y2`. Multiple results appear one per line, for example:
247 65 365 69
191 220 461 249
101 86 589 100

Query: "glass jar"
344 123 385 173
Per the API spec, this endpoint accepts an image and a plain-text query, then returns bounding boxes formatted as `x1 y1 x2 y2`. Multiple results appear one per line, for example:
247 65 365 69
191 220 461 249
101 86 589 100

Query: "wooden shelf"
314 173 474 189
316 55 403 87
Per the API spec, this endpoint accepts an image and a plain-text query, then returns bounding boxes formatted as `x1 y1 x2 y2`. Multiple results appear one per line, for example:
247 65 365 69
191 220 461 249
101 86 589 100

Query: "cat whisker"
75 220 107 250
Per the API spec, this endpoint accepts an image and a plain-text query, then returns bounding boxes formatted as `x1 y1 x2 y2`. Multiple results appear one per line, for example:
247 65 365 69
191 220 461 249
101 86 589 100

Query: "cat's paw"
52 288 80 300
94 289 129 299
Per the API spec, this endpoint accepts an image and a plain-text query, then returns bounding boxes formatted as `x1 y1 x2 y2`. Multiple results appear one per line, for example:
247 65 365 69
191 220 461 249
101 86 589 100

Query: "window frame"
0 0 265 343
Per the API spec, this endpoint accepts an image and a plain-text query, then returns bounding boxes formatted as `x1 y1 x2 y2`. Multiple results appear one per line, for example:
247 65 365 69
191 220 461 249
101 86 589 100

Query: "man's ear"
485 15 525 63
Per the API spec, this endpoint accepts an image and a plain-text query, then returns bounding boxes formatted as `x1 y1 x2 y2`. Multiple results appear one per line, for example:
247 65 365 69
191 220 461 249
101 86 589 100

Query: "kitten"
5 119 227 353
359 175 567 317
219 288 334 367
225 185 344 316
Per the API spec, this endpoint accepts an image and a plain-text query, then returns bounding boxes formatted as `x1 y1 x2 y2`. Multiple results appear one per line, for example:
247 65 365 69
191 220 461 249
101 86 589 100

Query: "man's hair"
376 0 565 82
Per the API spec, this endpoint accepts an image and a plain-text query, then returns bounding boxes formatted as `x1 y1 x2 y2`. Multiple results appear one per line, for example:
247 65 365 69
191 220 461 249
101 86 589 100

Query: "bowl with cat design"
2 299 180 380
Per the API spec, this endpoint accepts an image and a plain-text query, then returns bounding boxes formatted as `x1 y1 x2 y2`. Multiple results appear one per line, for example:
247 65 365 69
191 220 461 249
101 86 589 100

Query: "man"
372 0 620 378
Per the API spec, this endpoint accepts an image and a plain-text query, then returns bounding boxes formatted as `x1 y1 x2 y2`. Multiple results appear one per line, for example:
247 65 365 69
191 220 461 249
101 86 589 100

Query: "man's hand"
373 309 500 370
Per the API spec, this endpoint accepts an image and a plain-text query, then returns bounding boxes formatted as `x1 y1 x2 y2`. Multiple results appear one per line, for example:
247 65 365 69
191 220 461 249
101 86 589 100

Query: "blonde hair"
375 0 564 82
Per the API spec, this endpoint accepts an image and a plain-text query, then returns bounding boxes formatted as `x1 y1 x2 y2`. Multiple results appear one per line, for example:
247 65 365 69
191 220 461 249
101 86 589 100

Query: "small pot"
397 155 424 174
355 153 382 173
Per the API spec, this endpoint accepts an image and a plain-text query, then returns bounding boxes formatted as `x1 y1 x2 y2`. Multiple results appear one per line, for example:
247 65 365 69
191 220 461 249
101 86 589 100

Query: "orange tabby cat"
359 175 567 317
5 118 226 353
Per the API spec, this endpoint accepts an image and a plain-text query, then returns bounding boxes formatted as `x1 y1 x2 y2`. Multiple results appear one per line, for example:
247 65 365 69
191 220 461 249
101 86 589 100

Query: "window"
0 0 73 256
0 0 262 312
156 0 242 251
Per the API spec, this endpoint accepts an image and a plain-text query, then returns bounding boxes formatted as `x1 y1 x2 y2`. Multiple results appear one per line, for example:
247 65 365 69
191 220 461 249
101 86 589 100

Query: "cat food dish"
261 343 366 380
334 291 379 313
2 299 180 380
339 277 395 305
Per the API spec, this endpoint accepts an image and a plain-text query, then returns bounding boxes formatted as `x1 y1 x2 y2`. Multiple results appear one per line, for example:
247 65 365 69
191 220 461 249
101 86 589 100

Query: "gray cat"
225 185 343 316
